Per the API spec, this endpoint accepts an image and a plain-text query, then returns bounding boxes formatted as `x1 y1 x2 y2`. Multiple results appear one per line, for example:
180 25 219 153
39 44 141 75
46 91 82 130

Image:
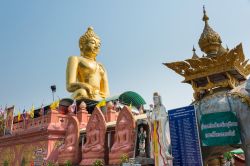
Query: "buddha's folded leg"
72 89 89 99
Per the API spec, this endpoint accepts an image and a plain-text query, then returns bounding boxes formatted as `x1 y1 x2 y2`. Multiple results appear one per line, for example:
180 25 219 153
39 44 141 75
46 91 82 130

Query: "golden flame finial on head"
79 26 101 52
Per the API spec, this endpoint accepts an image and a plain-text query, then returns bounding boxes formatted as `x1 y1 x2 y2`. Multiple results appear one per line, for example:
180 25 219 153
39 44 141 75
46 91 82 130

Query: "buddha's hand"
72 83 94 94
81 83 93 94
58 144 65 151
84 85 95 97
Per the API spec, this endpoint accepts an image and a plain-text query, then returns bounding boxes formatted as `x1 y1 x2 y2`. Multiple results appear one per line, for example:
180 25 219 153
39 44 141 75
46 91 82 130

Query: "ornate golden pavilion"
164 7 250 100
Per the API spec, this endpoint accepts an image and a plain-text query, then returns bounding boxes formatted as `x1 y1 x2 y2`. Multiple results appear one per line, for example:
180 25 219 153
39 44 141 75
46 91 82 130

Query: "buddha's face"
119 123 125 130
89 122 96 130
118 118 127 130
90 115 98 129
84 37 100 56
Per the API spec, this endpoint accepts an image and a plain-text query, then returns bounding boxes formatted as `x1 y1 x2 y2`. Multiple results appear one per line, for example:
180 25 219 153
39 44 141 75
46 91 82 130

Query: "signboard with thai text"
168 105 203 166
201 111 241 146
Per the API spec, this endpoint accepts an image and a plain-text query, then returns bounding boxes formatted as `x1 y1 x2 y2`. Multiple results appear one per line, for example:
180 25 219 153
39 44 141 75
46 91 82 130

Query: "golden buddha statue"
66 27 110 100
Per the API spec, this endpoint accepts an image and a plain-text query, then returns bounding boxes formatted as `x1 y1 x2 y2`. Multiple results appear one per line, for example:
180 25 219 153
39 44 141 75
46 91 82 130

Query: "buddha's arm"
66 56 93 93
66 56 79 92
112 135 119 148
99 64 110 98
90 133 100 146
68 136 76 146
124 130 130 144
84 135 91 145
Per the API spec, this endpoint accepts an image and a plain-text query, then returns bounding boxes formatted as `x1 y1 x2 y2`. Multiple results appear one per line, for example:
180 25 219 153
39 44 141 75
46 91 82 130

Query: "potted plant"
47 161 54 166
120 154 129 166
92 159 104 166
21 158 26 166
3 160 9 166
65 160 72 166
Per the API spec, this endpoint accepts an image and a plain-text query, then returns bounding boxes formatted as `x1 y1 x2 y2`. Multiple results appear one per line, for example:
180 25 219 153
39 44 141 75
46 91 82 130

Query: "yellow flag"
96 99 106 108
17 111 21 122
129 103 132 109
50 100 60 110
29 105 35 119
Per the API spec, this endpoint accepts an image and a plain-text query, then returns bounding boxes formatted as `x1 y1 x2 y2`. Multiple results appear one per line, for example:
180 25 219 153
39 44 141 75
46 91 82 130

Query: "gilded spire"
202 6 209 23
198 6 222 56
192 46 199 59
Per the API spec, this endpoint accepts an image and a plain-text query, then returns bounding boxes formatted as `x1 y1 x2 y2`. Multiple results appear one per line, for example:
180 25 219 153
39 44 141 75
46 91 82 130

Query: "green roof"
119 91 146 107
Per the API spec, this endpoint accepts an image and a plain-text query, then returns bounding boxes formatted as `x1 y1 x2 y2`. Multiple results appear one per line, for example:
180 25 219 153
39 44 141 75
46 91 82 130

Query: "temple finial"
199 6 222 55
202 5 209 23
192 45 196 52
192 45 199 59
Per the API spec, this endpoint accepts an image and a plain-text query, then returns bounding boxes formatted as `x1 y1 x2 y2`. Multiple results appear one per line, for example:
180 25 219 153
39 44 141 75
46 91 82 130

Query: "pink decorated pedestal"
109 106 136 165
80 107 107 166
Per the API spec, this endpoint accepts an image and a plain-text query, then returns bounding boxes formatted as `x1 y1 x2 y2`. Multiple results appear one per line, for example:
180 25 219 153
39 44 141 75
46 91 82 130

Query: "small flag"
50 100 60 110
129 103 132 109
17 111 21 122
3 106 7 120
71 100 77 113
29 105 35 119
40 104 45 116
96 99 106 108
22 109 26 120
0 107 3 117
4 106 14 135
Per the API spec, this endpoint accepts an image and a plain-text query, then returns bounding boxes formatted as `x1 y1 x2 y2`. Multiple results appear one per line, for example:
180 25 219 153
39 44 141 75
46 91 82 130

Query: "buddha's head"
90 114 98 129
118 117 127 130
79 27 101 60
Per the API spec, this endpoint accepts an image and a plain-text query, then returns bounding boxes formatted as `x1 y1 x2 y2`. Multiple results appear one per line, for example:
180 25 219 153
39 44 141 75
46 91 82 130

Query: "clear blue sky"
1 0 250 113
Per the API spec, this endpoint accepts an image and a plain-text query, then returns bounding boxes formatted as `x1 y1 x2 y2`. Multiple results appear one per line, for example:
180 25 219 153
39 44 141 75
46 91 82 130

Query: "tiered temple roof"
164 7 250 100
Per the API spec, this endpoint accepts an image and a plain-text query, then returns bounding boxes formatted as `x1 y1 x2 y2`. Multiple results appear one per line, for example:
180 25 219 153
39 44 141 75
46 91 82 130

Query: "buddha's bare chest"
78 60 98 74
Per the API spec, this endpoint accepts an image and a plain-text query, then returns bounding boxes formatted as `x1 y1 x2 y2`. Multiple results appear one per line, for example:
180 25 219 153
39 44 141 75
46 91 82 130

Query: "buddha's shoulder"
97 62 107 73
68 56 91 64
68 55 81 61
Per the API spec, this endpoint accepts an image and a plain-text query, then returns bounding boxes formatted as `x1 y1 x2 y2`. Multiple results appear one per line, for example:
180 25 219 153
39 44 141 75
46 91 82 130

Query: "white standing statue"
147 92 173 166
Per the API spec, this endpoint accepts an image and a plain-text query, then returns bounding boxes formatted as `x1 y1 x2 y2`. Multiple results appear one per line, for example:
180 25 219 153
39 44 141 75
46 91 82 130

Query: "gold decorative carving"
165 44 249 82
164 8 250 101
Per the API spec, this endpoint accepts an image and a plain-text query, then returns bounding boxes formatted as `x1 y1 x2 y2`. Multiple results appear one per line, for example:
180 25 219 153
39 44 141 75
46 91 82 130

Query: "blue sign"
168 105 203 166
